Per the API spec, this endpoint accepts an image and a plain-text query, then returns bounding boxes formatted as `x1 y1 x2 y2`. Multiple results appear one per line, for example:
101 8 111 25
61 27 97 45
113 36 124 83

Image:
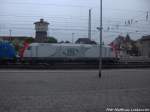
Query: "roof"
75 38 97 44
0 36 34 41
30 43 96 47
141 35 150 41
34 19 49 24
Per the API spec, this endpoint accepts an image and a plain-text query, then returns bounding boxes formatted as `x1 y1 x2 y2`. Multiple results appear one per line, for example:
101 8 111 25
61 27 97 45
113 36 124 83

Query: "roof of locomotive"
29 43 111 48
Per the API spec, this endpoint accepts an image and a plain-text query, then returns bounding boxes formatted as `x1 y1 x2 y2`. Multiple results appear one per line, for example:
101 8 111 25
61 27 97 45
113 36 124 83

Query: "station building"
139 35 150 57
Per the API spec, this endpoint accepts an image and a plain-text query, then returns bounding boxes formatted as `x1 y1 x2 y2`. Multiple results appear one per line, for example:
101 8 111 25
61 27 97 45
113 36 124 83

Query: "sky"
0 0 150 44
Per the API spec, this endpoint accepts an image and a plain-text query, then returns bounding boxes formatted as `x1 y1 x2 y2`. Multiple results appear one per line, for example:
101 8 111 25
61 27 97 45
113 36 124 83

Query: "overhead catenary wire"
1 1 150 43
2 1 150 13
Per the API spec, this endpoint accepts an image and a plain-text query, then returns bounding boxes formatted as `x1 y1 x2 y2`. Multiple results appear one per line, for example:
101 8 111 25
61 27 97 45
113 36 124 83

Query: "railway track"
0 62 150 69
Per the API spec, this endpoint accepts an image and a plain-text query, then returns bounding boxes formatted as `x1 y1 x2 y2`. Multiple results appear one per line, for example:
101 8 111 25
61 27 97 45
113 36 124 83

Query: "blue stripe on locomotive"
0 42 16 59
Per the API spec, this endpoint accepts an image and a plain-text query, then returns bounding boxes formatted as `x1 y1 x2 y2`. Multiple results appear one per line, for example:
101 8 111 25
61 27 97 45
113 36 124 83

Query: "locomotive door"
31 46 38 57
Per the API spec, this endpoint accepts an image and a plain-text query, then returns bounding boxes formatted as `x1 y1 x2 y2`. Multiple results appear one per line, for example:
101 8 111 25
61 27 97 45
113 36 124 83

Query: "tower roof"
34 19 49 24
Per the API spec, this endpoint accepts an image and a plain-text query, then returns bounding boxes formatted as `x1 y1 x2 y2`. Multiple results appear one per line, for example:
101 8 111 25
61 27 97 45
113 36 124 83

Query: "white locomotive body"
23 43 116 63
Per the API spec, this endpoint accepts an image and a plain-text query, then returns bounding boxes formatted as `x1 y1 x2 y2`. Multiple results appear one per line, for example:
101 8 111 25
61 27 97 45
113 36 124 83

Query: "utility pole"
72 33 75 43
9 29 12 36
146 11 149 21
99 0 103 78
88 9 92 40
9 29 12 41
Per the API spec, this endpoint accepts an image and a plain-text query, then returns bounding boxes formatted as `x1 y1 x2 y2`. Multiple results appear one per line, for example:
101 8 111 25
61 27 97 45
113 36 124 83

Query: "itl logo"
62 48 79 56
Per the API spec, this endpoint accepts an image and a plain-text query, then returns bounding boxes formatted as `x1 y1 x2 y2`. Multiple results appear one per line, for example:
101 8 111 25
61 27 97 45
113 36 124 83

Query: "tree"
130 41 139 56
47 37 57 43
65 41 71 43
125 34 131 42
24 37 34 43
59 41 64 43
